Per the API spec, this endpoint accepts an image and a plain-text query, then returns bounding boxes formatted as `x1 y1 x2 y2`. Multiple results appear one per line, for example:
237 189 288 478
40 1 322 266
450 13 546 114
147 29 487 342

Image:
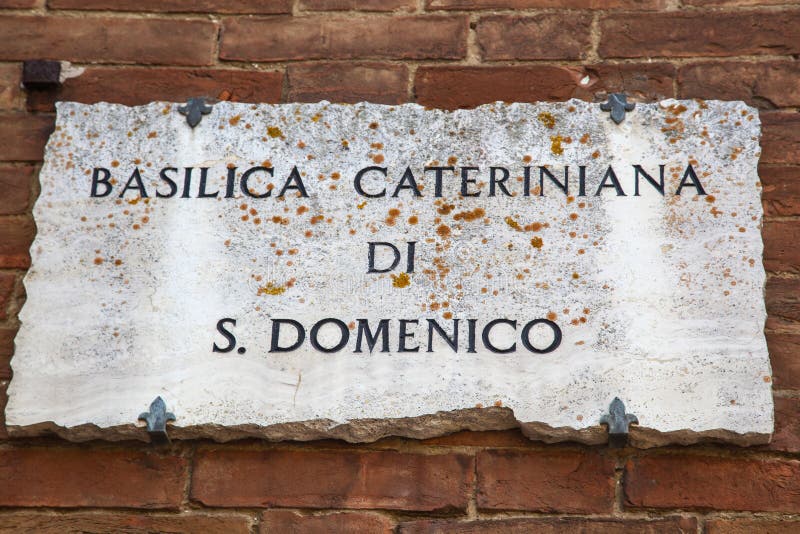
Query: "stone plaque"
6 99 772 446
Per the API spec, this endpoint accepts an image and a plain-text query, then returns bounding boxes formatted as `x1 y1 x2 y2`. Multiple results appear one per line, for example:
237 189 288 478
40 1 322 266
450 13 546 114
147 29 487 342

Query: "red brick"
477 449 615 513
577 63 675 101
768 397 800 453
684 0 789 4
399 517 698 534
260 510 394 533
0 448 187 508
0 114 53 161
427 0 664 7
0 216 35 268
767 277 800 327
0 64 22 111
761 166 800 217
0 512 252 533
221 16 468 62
415 64 673 110
763 221 800 273
707 518 800 533
300 0 414 10
599 11 800 58
477 14 592 61
0 165 33 214
679 62 800 109
26 67 283 112
769 333 800 390
0 327 17 380
0 16 217 65
0 272 14 321
287 63 408 105
761 112 800 164
192 449 473 511
624 454 800 512
0 0 39 6
48 0 292 13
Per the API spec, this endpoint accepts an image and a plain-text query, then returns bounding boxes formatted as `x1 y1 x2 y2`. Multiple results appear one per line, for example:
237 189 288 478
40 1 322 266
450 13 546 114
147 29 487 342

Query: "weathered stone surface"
6 100 771 445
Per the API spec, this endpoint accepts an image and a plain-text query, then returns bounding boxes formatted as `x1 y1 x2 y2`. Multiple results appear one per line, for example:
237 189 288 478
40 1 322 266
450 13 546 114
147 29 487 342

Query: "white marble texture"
6 100 772 445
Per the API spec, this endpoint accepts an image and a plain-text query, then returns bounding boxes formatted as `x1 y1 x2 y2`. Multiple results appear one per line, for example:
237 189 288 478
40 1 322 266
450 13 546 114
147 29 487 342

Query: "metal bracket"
138 396 175 444
600 93 635 124
178 97 213 128
600 397 638 448
22 60 61 90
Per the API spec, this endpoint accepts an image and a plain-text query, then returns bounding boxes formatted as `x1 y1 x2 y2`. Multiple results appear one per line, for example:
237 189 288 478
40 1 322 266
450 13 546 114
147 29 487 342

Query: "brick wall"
0 0 798 532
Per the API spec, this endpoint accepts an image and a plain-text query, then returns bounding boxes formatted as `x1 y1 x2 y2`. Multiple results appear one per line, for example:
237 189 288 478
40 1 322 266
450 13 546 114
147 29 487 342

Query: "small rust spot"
391 272 411 288
537 112 556 129
258 282 286 296
229 115 241 126
530 236 543 249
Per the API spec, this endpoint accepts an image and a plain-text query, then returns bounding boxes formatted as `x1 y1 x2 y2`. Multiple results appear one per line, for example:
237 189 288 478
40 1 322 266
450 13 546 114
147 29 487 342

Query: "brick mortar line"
36 5 800 16
212 56 799 69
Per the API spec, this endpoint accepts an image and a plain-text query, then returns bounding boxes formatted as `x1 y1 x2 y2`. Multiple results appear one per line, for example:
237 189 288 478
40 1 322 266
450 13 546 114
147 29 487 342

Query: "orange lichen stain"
453 208 485 222
591 150 600 159
229 115 241 126
370 142 384 150
114 259 123 266
572 272 580 279
408 215 419 225
447 156 458 166
297 140 306 149
537 112 556 129
369 122 379 129
550 135 565 155
530 236 543 249
525 222 543 232
80 216 87 222
267 126 283 138
579 133 590 144
331 172 341 180
437 224 451 238
372 154 384 164
738 227 746 233
764 376 772 383
494 400 503 407
297 205 309 215
147 131 157 138
111 160 120 167
391 272 411 288
504 216 522 231
357 201 367 209
388 208 401 217
437 203 455 215
668 103 688 115
569 213 578 221
710 206 723 217
547 312 557 321
258 282 286 296
132 223 141 230
522 155 532 163
93 257 103 265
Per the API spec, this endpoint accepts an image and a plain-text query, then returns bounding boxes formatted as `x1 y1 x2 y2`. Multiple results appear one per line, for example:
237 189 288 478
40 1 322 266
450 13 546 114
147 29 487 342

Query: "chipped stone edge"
5 408 771 449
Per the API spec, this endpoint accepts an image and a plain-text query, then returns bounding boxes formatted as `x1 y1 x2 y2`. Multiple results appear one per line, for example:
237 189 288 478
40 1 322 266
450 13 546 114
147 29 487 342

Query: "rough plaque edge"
6 407 772 449
6 98 772 450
